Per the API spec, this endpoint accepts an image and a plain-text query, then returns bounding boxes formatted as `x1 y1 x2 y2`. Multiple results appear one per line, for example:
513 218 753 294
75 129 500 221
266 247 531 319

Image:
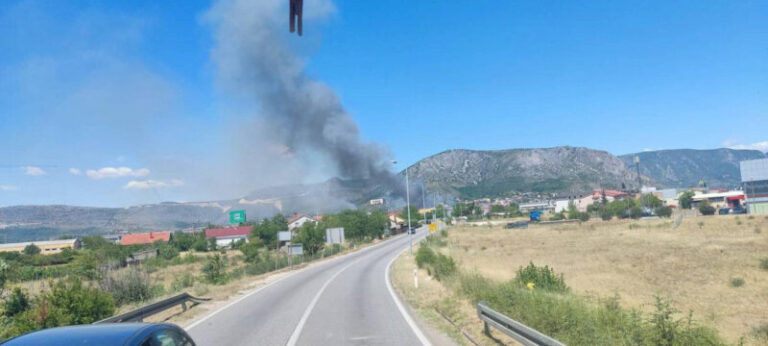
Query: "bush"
655 206 672 218
513 262 569 293
430 253 456 280
202 254 226 284
22 244 41 256
239 241 261 262
699 201 716 215
415 245 436 269
629 206 643 219
760 258 768 271
600 210 613 221
99 268 153 306
171 272 195 291
730 277 745 287
157 244 179 260
3 287 30 317
578 212 590 222
46 279 115 324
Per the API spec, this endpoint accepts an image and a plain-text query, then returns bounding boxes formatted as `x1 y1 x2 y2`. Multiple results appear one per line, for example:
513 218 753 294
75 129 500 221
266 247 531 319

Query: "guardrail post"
181 301 188 312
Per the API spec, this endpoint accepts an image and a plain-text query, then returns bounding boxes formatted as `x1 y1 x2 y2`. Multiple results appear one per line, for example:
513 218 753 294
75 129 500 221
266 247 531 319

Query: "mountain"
619 149 766 189
0 178 389 243
406 147 648 199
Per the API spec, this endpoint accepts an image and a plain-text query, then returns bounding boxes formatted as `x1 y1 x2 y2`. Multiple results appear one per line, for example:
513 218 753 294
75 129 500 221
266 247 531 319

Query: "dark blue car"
1 323 195 346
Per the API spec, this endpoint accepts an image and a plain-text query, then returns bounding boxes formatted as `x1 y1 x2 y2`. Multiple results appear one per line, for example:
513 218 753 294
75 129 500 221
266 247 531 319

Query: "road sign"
289 243 303 256
229 210 246 224
326 227 344 244
278 231 292 242
429 223 437 231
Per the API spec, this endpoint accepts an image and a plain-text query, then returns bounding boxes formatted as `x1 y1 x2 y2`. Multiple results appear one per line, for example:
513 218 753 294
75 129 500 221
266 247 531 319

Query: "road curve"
186 228 430 346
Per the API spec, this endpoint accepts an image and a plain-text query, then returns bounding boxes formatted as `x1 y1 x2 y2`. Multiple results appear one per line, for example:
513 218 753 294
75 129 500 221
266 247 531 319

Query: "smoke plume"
205 0 395 189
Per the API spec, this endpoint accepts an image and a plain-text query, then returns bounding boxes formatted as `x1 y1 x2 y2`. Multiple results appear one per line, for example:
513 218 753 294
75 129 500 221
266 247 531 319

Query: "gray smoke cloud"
204 0 396 190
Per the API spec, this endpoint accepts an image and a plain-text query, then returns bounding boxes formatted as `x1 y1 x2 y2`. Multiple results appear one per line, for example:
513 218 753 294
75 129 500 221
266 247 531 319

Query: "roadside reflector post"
413 269 418 288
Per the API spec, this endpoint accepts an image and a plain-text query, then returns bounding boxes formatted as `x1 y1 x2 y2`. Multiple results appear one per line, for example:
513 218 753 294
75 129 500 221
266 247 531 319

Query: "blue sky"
1 0 766 207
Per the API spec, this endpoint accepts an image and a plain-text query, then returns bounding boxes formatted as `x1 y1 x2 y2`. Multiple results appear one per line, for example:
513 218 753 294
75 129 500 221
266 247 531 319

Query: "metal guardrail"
95 292 210 324
476 301 564 346
537 219 580 226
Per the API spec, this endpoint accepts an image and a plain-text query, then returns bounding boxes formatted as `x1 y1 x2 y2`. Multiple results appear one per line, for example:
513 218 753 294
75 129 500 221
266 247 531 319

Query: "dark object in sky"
290 0 303 36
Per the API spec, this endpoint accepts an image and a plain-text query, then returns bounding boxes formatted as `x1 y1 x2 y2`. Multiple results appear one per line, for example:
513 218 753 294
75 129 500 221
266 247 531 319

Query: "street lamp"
392 160 413 255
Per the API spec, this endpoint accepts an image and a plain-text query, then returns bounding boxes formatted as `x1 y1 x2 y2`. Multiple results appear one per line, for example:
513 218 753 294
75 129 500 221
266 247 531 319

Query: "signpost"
278 231 292 242
428 223 437 232
325 227 345 244
229 210 246 224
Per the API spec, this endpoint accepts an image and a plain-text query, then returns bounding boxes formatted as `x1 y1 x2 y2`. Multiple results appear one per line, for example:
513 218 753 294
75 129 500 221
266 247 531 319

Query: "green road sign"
229 210 246 224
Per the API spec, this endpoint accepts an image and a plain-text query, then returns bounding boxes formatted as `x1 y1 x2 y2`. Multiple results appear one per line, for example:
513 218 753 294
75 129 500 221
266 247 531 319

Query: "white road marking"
185 233 405 332
385 230 432 346
286 257 363 346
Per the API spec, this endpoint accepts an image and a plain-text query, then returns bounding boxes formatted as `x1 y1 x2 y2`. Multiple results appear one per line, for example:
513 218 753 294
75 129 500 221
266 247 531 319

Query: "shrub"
760 258 768 271
171 272 195 291
513 262 569 293
755 227 762 234
730 277 745 287
415 245 436 269
99 268 153 306
22 244 41 256
578 212 590 222
46 279 115 324
699 201 715 215
600 210 613 221
430 253 456 280
202 254 226 284
629 207 643 219
239 241 261 262
3 287 30 317
752 323 768 343
655 206 672 218
157 244 179 260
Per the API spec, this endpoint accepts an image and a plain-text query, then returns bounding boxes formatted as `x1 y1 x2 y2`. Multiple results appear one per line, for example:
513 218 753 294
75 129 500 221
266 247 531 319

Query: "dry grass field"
443 214 768 343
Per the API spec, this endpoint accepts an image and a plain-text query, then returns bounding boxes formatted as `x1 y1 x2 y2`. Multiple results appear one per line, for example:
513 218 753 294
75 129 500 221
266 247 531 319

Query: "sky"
0 0 766 207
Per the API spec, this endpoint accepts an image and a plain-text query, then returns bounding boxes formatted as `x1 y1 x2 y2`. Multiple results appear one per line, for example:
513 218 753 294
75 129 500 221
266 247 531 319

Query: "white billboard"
278 231 292 242
741 158 768 182
325 227 344 244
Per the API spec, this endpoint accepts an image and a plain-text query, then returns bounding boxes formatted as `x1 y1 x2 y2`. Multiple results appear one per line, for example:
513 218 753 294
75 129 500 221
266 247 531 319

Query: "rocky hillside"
407 147 648 198
619 149 766 188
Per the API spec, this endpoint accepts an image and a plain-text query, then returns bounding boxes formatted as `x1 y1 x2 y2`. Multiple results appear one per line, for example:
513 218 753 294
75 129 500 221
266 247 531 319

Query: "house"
519 201 555 214
690 190 744 209
205 226 252 247
388 214 406 233
0 239 81 254
287 214 319 231
127 249 157 266
590 189 628 203
120 231 171 246
553 194 593 213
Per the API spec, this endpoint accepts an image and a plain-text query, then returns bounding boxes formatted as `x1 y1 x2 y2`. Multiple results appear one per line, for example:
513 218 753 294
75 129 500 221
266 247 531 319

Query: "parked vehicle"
1 323 195 346
731 207 747 214
718 207 731 215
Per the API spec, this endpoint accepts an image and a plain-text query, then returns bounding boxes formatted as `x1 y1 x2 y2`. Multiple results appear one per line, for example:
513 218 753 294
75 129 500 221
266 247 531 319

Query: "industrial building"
0 238 81 254
741 158 768 214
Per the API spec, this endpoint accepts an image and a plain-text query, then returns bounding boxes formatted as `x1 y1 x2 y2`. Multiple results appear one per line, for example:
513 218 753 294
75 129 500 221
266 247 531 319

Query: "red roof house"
205 226 252 239
120 231 171 246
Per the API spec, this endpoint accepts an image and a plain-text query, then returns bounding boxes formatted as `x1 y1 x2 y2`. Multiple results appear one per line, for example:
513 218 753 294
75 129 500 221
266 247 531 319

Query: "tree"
699 200 716 215
171 232 198 251
0 259 8 296
400 205 420 223
640 194 663 209
239 241 262 262
157 244 179 260
679 191 695 209
251 214 288 249
23 244 41 256
293 222 325 255
490 205 505 214
655 206 672 218
46 279 116 324
567 202 580 220
629 206 643 219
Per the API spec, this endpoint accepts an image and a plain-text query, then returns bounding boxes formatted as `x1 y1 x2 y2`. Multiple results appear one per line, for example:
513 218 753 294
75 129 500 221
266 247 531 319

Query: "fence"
95 292 210 324
476 301 564 346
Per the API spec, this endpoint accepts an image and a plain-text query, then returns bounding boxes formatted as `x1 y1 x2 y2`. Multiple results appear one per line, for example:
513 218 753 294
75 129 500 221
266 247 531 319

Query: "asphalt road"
186 227 431 346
